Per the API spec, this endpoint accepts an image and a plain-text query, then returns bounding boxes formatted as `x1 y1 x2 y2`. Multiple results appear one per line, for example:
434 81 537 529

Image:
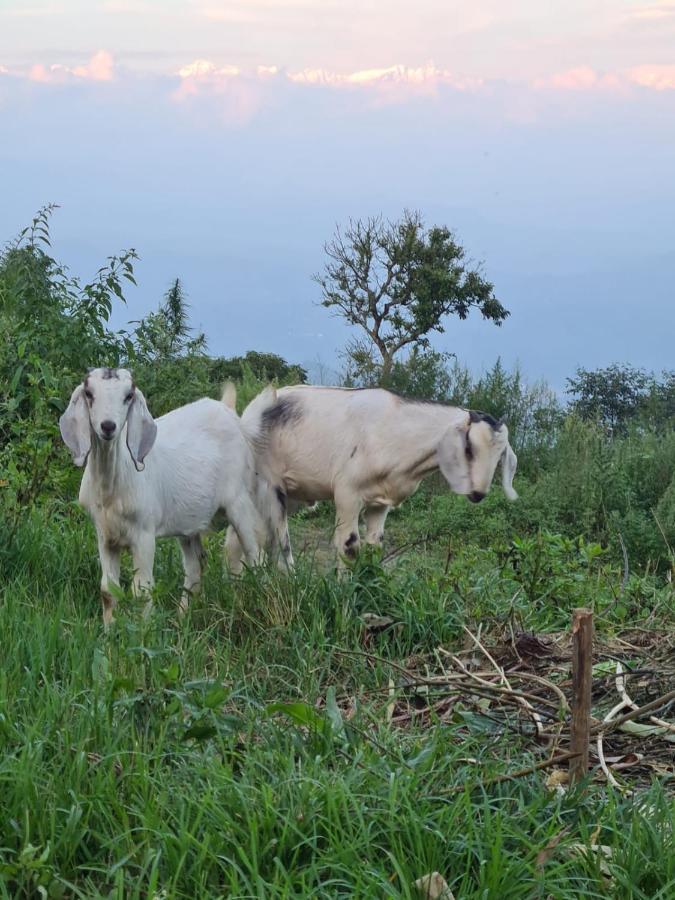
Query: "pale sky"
1 0 674 387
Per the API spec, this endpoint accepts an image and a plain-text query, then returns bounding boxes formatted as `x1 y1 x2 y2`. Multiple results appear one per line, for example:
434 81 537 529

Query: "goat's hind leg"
178 533 204 615
224 494 266 569
364 504 390 547
272 487 294 572
333 490 363 571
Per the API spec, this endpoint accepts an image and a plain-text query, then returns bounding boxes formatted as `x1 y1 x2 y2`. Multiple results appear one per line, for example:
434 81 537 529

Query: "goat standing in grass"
226 384 518 569
60 368 270 627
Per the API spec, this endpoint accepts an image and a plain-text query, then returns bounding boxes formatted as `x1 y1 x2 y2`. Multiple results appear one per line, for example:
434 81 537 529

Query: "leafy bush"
0 209 307 517
0 206 136 512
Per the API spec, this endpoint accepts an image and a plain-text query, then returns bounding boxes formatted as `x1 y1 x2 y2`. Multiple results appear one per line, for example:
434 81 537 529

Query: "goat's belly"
157 519 212 539
285 477 332 503
156 506 217 539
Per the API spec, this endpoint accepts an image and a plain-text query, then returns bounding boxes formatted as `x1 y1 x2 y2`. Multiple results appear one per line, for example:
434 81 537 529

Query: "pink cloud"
8 52 675 107
550 66 600 90
28 63 55 83
71 50 115 82
27 51 115 84
535 66 622 92
535 62 675 95
628 64 675 90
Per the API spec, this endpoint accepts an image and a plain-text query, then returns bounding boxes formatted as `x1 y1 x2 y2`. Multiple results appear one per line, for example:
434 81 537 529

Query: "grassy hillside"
1 501 673 898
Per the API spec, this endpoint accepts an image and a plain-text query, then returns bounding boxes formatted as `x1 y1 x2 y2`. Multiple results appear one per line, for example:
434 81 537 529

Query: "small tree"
316 210 509 383
129 279 212 415
132 278 205 362
566 365 654 432
211 350 307 385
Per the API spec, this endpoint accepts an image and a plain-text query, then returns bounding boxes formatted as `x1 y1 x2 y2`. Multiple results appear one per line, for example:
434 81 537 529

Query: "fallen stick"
590 689 675 736
615 662 675 734
434 750 582 795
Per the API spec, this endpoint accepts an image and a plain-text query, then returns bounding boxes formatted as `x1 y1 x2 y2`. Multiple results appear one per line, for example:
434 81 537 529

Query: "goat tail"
221 381 237 410
240 383 278 445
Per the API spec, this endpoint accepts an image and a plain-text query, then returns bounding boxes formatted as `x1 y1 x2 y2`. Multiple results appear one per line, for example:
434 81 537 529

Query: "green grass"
0 500 673 899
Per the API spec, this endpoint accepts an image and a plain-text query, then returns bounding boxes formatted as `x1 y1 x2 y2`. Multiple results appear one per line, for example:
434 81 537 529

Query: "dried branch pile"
336 622 675 793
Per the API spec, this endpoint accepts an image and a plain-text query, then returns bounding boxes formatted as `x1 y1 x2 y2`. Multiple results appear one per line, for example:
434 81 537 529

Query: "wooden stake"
569 608 593 785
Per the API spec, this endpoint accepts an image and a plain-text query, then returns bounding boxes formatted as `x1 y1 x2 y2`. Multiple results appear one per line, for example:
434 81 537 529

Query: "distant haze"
1 1 674 390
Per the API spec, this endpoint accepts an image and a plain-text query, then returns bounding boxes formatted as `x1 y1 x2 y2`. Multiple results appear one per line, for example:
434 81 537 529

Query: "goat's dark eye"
84 390 93 402
124 392 133 403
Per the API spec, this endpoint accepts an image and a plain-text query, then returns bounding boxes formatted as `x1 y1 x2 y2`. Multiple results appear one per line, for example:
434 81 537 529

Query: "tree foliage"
316 210 509 382
567 364 675 432
211 351 307 386
133 279 205 362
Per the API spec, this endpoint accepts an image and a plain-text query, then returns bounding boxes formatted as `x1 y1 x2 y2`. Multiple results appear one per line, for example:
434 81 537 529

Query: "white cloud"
177 59 241 79
282 62 482 92
4 50 675 107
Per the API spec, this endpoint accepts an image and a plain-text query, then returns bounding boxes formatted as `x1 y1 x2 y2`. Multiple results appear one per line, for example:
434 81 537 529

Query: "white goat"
60 368 269 626
226 385 518 568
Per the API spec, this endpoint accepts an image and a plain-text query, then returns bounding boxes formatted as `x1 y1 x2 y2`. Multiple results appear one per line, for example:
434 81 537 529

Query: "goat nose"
100 420 116 437
468 490 485 504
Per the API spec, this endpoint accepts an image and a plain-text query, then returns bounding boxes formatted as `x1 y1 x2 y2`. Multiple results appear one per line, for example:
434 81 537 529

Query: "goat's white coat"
60 369 268 626
227 385 518 567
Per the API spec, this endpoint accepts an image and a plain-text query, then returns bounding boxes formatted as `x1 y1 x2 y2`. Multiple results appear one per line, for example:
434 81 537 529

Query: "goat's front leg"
333 490 363 571
225 525 245 576
131 532 156 619
364 504 390 547
178 534 204 615
97 533 121 630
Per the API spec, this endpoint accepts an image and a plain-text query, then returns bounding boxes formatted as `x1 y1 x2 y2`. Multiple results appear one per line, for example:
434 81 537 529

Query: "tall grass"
0 509 673 898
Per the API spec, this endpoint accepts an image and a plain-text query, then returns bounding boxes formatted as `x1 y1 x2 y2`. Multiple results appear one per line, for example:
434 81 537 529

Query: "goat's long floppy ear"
126 388 157 472
501 443 518 500
437 423 472 495
59 384 91 467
